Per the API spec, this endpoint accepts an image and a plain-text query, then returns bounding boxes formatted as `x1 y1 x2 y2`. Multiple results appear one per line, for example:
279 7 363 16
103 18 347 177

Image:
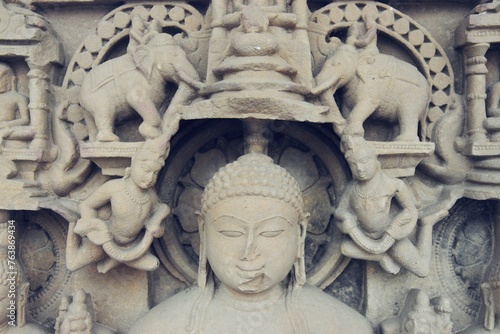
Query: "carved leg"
341 239 401 274
344 101 378 137
395 106 420 142
96 257 121 274
127 92 161 140
66 222 106 272
94 108 119 142
125 252 160 271
388 210 447 278
319 92 346 136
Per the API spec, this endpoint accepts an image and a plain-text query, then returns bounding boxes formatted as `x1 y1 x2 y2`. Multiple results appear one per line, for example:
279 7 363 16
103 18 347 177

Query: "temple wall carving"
0 0 500 333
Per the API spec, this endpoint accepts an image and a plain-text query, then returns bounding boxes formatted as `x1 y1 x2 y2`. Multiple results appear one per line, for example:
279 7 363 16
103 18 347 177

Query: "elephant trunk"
174 60 202 90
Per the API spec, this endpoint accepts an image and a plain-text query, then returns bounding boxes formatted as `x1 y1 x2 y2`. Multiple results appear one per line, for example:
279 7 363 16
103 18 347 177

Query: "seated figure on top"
335 136 447 277
66 139 170 274
130 153 373 334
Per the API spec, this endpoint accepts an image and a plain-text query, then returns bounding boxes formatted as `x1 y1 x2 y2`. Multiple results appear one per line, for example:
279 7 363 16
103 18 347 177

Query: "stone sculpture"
461 261 500 333
129 153 373 333
54 289 115 334
0 62 30 178
0 217 48 333
66 139 170 273
335 136 446 277
311 18 430 141
380 289 453 334
80 25 202 142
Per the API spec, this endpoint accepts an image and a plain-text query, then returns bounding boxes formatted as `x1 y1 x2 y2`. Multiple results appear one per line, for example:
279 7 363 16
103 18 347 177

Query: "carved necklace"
123 178 150 205
355 176 383 199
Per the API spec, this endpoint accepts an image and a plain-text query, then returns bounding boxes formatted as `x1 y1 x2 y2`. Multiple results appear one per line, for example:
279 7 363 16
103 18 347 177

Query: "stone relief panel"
0 0 500 333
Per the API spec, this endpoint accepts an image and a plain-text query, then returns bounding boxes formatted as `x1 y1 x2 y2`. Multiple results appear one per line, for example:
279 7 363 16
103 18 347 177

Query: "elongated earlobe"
483 283 495 330
294 213 309 287
196 211 207 289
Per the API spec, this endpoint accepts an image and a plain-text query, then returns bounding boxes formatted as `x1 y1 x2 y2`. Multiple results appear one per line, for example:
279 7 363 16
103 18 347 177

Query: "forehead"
204 196 299 224
347 147 376 162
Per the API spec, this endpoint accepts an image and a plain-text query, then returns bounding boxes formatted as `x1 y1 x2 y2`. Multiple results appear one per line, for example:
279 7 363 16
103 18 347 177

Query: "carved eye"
219 230 244 238
259 230 284 238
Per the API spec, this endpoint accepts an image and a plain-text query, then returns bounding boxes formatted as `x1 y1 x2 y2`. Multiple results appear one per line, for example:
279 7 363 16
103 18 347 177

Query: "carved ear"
196 211 207 289
133 45 154 80
482 283 496 330
294 212 310 287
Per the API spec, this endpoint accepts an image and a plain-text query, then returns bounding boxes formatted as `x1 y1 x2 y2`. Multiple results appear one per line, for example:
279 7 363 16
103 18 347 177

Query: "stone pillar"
26 66 51 151
464 43 490 148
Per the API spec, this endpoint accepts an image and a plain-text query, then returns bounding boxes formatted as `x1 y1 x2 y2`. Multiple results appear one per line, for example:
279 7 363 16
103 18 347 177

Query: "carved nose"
241 232 259 261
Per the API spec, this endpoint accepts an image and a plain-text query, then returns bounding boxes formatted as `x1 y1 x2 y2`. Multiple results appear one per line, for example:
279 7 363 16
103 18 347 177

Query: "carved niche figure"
461 261 500 333
335 136 446 276
129 153 373 333
0 219 48 333
0 62 32 178
79 20 202 142
380 289 453 334
66 139 170 273
54 289 115 334
311 17 430 141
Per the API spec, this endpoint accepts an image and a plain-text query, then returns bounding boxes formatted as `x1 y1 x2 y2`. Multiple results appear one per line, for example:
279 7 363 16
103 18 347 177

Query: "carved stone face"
204 196 300 295
129 158 161 189
346 147 378 181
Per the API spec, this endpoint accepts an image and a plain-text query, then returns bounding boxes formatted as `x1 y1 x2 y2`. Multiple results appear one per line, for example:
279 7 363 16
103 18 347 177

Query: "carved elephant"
312 36 430 142
80 33 202 142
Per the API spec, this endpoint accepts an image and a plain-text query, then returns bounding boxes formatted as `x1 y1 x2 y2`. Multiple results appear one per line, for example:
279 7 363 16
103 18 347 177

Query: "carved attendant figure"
66 139 170 273
335 136 446 276
129 153 373 333
461 262 500 333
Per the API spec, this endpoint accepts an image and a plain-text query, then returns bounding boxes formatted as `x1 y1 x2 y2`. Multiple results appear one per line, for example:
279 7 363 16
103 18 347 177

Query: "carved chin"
238 273 271 293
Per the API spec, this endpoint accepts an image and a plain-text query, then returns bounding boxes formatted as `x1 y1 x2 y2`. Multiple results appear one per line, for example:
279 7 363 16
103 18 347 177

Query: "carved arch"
62 2 207 89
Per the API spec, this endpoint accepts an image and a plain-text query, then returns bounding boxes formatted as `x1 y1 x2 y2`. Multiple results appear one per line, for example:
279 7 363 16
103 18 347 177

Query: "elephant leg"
344 100 378 137
319 91 346 136
127 89 162 140
94 106 120 142
395 106 421 142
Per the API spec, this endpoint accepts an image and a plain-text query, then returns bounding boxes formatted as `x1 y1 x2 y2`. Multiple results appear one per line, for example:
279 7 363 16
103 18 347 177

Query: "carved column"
27 66 51 150
464 43 490 147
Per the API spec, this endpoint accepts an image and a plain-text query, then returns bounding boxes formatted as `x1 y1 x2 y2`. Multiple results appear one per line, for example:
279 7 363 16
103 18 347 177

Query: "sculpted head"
342 136 380 182
197 153 308 292
127 139 166 189
482 261 500 330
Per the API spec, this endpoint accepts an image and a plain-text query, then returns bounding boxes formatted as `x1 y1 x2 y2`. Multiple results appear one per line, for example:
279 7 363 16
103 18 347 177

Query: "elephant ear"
356 54 383 83
133 44 154 80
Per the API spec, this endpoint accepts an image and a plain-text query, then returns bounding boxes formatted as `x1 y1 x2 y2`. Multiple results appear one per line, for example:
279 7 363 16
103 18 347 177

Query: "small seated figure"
0 62 33 178
380 289 453 334
127 15 162 56
0 221 48 333
55 289 115 334
66 139 170 273
461 261 500 333
335 136 446 277
129 153 373 334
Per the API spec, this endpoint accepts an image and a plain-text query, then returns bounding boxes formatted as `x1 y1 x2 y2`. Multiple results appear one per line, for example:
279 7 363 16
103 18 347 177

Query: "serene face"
347 147 379 181
204 196 301 295
129 158 161 189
